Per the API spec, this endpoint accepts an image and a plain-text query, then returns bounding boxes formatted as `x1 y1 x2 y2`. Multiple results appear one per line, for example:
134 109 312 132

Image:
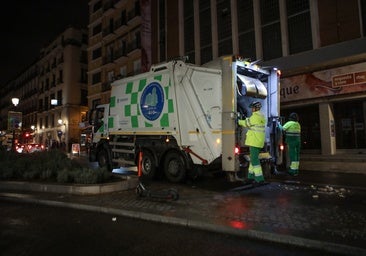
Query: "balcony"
103 0 116 16
102 55 114 67
114 18 128 35
102 27 115 41
127 40 141 56
114 48 128 63
102 82 112 92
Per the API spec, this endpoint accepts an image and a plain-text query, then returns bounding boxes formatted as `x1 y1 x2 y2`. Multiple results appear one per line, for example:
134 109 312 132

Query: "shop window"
334 100 366 149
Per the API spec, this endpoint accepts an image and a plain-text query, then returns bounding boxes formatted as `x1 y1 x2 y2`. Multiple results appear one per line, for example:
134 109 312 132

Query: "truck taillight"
235 146 240 155
280 144 284 151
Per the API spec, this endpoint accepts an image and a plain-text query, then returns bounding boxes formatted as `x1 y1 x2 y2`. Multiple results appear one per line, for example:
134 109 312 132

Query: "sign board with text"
8 111 22 130
281 62 366 102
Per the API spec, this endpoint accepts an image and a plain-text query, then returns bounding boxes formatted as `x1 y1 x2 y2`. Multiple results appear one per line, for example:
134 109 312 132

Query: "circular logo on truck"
140 82 164 121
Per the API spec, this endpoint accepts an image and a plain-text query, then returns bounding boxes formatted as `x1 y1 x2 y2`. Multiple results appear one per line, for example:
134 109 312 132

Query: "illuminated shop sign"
281 62 366 102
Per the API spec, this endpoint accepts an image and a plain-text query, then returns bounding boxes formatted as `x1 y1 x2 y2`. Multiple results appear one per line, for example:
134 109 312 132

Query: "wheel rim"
143 158 152 175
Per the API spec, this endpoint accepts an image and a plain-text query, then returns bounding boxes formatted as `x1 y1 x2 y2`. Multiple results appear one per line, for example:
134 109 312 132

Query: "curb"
1 194 365 256
0 177 139 195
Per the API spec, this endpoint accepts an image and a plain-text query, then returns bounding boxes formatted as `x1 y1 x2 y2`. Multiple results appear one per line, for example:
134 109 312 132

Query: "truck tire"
97 148 111 171
163 152 186 183
141 150 157 179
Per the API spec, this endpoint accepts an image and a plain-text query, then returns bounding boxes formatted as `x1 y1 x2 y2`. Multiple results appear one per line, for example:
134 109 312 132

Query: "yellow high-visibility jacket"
238 111 266 148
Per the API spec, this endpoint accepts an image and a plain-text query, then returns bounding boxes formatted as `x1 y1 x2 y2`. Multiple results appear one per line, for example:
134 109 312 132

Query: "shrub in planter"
0 150 114 184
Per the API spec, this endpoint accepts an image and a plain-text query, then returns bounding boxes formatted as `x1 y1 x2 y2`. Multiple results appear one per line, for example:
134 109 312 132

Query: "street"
1 201 331 256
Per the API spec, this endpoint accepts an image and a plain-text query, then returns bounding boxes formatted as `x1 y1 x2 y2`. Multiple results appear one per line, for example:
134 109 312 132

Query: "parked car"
15 143 25 153
24 143 46 153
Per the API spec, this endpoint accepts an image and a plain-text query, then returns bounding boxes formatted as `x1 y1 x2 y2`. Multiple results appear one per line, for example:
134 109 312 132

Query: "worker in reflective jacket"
238 101 266 184
282 112 301 176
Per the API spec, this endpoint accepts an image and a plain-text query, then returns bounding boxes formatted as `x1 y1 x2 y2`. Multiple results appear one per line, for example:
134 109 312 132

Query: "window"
159 0 166 62
81 68 87 83
58 70 63 84
51 114 55 127
108 71 115 82
81 50 87 63
120 66 127 77
82 33 88 44
121 10 127 25
50 93 55 108
334 100 366 149
362 0 366 36
93 1 102 13
217 0 232 56
237 0 255 60
200 0 212 64
45 97 49 110
135 0 141 16
92 72 101 85
57 90 62 105
106 44 114 62
261 0 282 60
93 23 102 36
134 59 141 75
184 0 195 62
39 99 43 111
286 0 312 54
81 89 88 106
92 47 102 60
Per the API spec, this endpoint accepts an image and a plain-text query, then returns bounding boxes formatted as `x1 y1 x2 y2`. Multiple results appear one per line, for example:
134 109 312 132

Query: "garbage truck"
87 55 283 182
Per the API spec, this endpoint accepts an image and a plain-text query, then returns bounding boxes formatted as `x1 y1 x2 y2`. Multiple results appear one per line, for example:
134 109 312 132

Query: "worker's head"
289 112 299 121
249 101 262 112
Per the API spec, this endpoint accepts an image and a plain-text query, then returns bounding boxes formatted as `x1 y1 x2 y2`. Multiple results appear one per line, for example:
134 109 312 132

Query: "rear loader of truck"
88 56 282 183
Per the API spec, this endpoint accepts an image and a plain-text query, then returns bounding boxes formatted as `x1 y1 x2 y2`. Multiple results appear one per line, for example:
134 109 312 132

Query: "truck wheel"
97 148 111 171
164 152 186 183
141 151 157 179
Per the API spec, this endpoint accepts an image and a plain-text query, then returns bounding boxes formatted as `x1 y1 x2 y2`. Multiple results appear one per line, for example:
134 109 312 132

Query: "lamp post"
11 97 19 152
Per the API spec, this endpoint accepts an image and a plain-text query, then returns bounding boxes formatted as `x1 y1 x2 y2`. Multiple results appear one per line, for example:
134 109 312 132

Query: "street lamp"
11 97 20 152
12 97 19 107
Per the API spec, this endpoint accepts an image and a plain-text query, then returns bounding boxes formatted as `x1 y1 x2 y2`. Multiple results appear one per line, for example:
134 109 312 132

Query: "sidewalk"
300 153 366 174
1 171 366 256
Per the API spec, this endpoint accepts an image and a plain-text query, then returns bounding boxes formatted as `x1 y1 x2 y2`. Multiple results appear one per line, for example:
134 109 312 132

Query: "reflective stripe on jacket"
238 111 266 148
282 121 301 136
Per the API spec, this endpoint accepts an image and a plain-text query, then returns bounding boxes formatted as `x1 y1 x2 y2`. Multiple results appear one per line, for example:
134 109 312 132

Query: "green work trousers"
248 146 264 182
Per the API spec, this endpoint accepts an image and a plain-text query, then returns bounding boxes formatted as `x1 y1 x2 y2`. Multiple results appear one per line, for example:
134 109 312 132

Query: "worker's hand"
236 113 242 123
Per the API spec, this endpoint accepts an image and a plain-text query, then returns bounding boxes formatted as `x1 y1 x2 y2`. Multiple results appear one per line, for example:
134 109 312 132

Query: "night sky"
0 0 89 85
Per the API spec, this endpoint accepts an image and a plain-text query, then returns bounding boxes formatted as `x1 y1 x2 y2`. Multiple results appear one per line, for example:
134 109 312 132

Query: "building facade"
37 27 89 150
153 0 366 155
88 0 148 109
0 27 88 151
0 63 38 147
88 0 366 155
87 0 181 108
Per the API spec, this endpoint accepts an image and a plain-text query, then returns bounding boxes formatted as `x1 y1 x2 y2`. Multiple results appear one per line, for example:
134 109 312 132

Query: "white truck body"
89 56 281 182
